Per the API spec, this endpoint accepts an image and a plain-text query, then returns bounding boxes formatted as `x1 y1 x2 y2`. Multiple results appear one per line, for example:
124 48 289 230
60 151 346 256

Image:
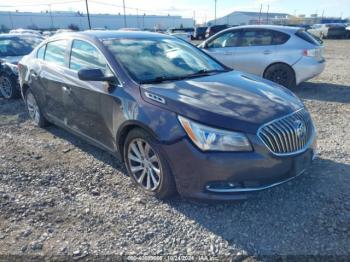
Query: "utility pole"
258 4 262 24
8 11 14 29
266 4 269 24
136 8 139 28
123 0 127 27
214 0 217 25
85 0 91 29
48 4 54 29
193 10 196 27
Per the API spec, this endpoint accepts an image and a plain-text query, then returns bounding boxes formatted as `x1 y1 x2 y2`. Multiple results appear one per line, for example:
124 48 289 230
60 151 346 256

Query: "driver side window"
207 31 240 48
69 40 112 76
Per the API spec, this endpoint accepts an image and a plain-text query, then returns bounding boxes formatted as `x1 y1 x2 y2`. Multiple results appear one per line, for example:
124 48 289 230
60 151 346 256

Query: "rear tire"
0 74 20 99
25 89 49 127
123 128 177 199
264 63 296 89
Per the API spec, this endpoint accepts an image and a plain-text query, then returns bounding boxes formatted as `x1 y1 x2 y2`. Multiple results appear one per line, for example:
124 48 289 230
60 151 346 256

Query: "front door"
204 30 241 68
64 39 121 150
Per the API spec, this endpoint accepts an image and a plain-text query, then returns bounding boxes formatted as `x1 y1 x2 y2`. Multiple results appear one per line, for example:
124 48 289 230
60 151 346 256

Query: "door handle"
263 50 272 55
62 86 71 95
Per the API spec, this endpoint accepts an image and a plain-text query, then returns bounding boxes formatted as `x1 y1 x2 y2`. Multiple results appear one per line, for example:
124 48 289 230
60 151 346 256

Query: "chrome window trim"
66 37 124 87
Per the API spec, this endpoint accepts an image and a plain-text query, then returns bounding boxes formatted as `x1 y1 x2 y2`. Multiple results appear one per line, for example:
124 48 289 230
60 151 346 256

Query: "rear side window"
239 29 273 46
37 45 45 59
44 40 68 66
271 31 290 45
69 40 110 74
295 30 321 45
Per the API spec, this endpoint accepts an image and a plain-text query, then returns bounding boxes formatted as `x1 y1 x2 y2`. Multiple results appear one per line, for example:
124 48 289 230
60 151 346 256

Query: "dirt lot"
0 40 349 259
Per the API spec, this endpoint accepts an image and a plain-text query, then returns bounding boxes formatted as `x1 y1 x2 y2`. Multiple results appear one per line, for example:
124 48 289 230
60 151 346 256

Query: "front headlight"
178 116 252 152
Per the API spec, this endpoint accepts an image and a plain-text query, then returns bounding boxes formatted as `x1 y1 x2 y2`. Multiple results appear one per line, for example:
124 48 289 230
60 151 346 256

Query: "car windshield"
103 37 226 84
0 37 42 57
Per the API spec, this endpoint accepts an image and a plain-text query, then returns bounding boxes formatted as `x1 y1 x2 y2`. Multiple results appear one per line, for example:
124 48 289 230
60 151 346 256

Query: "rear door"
231 29 278 76
204 29 241 68
41 39 69 123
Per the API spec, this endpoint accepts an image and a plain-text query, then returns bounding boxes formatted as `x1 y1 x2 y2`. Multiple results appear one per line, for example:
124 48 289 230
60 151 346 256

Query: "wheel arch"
116 120 159 161
263 62 295 79
21 83 30 99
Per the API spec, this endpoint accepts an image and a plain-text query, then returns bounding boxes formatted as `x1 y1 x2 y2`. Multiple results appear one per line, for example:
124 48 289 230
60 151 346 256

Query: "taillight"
303 49 317 57
304 48 323 58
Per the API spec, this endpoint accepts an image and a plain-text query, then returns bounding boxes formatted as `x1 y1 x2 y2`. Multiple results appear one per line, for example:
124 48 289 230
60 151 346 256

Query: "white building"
0 11 194 30
208 11 292 26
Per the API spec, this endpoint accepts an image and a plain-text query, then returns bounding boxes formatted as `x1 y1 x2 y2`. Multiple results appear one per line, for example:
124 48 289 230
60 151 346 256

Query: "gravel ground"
0 40 349 260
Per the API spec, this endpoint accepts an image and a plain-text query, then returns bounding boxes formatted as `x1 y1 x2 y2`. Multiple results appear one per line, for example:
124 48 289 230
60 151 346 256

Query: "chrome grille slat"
257 108 314 155
278 120 292 152
281 119 296 151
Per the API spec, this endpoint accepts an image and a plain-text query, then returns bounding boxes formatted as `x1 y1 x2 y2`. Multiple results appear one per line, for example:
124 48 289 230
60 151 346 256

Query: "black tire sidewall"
0 74 19 99
123 128 176 199
264 64 296 89
25 89 48 128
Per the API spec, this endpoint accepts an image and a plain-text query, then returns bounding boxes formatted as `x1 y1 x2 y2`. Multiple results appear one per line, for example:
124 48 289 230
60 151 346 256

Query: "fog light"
206 182 237 192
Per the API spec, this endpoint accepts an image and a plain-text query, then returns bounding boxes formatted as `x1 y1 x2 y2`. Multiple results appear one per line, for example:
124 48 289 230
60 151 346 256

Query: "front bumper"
161 134 316 200
293 56 325 85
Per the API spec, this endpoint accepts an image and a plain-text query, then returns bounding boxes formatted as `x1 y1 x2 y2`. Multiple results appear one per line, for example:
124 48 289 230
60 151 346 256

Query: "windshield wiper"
139 75 187 84
183 69 230 79
139 69 230 84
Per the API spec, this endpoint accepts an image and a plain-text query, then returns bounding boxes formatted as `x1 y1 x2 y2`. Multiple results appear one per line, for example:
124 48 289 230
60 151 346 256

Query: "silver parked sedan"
199 25 325 89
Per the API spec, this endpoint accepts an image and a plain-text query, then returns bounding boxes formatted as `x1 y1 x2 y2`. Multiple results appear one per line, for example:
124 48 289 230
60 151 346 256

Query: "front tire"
123 128 177 199
0 74 20 99
264 63 296 89
25 89 49 127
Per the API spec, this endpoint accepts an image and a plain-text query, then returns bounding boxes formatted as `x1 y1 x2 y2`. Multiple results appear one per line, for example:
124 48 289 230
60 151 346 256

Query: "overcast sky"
0 0 349 23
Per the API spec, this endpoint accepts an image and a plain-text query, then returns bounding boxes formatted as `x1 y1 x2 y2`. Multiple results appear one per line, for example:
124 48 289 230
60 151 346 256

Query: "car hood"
140 71 304 134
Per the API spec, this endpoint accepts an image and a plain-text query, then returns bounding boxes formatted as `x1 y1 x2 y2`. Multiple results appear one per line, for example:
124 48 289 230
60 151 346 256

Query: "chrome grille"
258 108 315 155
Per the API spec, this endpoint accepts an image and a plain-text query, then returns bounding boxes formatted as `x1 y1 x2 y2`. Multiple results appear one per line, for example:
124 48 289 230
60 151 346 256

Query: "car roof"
52 30 173 40
223 24 301 33
0 33 43 39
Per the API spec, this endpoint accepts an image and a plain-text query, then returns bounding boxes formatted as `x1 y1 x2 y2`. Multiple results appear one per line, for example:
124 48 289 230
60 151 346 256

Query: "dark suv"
193 27 208 40
18 31 317 200
205 24 229 38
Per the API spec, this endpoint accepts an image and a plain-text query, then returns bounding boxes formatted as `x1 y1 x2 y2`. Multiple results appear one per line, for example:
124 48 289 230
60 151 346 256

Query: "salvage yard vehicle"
199 25 325 89
308 23 347 39
193 26 208 40
0 34 43 99
18 31 317 200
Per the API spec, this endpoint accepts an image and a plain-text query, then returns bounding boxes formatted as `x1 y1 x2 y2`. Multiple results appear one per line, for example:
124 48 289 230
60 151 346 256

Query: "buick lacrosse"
18 31 317 200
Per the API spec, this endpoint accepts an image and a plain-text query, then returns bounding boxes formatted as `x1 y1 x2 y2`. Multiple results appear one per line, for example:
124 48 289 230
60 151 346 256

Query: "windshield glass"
103 37 225 84
0 37 42 57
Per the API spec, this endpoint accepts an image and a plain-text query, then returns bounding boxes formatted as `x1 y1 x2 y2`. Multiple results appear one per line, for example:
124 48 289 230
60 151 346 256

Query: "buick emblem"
294 120 306 139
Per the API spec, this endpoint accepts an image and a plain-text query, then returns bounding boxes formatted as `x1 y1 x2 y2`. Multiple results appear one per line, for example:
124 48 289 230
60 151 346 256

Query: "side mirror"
198 42 207 49
78 68 116 82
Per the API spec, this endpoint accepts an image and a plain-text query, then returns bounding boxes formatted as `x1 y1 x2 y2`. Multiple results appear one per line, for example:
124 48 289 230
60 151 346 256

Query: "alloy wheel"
127 138 161 191
267 68 288 86
0 76 13 98
26 92 40 124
